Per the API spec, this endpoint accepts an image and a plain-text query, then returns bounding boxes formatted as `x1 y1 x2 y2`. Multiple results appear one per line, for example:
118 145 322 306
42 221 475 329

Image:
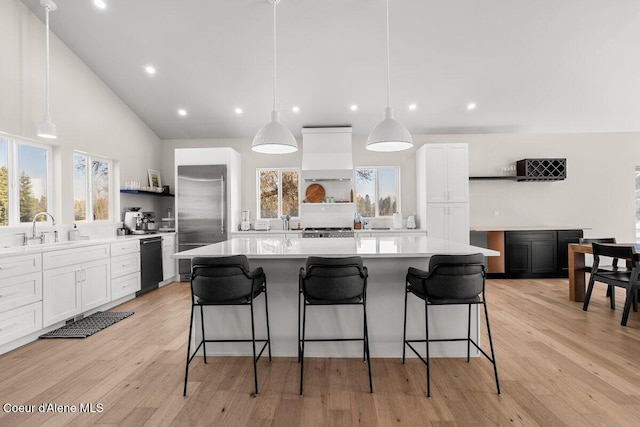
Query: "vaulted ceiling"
21 0 640 139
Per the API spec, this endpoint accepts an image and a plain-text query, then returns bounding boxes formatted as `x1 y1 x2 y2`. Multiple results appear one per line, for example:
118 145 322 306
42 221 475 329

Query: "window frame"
256 167 301 219
73 150 114 223
0 135 54 227
355 166 401 218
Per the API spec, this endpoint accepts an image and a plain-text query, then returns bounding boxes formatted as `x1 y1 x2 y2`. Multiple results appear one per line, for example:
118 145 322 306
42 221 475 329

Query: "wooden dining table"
567 242 640 301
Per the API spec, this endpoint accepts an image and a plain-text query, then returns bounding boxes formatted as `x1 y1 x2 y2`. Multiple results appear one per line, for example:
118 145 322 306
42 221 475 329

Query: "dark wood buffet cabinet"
471 229 583 278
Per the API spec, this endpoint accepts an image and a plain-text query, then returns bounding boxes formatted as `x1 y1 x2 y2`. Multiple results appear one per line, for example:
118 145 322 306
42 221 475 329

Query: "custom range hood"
301 127 353 181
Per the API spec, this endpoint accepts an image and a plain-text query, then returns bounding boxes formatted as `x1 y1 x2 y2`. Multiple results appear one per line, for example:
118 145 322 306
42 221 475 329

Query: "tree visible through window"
355 167 399 217
74 153 112 222
258 169 299 218
0 137 52 226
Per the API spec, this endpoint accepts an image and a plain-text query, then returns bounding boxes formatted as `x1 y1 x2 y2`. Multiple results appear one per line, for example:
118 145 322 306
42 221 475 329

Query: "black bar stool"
183 255 271 396
298 256 372 395
402 253 500 397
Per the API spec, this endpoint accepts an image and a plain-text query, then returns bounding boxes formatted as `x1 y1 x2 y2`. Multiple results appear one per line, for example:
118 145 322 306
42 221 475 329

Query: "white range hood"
301 127 352 181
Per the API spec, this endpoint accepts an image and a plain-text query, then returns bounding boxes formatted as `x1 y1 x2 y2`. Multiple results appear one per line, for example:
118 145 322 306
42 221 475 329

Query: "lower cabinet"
427 204 470 244
161 234 176 281
0 302 42 344
42 257 111 327
503 229 582 278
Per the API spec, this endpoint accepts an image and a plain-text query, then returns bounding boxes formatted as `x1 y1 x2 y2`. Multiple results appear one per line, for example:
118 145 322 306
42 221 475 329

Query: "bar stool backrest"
303 256 367 302
191 255 253 302
423 254 486 300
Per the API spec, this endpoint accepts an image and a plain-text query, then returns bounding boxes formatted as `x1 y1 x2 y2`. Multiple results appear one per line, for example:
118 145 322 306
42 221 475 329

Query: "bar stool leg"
425 300 431 398
183 304 195 396
363 301 373 393
483 301 501 395
200 305 207 364
402 285 408 364
264 282 272 362
250 299 259 395
300 303 307 396
297 285 302 363
466 304 472 363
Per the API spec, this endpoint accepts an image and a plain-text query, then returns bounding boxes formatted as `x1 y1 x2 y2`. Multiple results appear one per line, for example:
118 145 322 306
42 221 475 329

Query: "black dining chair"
579 237 627 306
298 256 372 396
183 255 271 396
583 243 640 326
403 253 500 398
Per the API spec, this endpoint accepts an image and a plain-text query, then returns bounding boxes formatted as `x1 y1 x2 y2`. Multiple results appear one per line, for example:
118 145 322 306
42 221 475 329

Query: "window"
73 152 113 222
0 136 52 226
257 168 300 218
355 167 400 217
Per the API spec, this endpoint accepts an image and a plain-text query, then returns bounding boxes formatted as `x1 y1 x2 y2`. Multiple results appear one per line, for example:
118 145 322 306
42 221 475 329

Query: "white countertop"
173 235 499 259
230 229 424 235
0 232 175 256
470 227 587 232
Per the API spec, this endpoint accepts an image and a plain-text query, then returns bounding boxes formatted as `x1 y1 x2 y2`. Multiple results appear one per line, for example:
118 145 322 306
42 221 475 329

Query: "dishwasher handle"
141 237 162 244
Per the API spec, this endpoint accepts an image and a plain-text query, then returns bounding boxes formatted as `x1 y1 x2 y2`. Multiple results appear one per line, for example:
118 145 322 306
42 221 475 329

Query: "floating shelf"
120 189 174 197
469 176 520 181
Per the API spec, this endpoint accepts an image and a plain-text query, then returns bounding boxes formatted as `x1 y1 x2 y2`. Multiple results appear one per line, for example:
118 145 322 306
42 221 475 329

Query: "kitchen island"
173 235 499 358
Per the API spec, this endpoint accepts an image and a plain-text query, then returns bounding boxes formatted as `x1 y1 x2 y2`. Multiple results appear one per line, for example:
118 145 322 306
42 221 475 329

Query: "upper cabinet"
419 144 469 203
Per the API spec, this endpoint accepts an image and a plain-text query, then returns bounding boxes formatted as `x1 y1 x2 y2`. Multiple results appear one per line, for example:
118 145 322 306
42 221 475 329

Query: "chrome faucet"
32 211 55 242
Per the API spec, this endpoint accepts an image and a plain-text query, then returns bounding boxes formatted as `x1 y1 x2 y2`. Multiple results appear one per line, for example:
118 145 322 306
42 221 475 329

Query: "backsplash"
0 222 122 247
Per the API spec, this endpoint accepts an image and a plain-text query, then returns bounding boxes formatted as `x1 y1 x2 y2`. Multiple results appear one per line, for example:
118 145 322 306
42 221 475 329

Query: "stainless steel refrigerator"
177 164 227 280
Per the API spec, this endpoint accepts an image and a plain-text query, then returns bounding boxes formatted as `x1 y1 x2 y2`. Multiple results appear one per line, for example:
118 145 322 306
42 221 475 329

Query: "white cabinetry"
161 234 177 282
0 254 43 345
110 240 140 300
42 245 111 327
416 143 470 244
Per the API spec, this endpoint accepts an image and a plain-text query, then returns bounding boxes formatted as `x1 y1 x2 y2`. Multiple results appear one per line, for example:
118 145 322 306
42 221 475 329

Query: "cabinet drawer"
111 240 140 256
0 302 42 345
161 234 176 247
111 253 140 279
0 254 42 280
43 244 110 270
506 231 556 242
111 272 140 300
0 272 42 313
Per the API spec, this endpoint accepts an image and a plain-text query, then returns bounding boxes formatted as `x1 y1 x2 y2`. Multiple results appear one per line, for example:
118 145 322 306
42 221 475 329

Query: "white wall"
162 132 640 242
0 0 162 227
415 133 640 242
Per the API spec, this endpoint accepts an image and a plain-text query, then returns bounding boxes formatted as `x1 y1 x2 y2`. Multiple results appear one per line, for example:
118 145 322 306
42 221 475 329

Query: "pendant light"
366 0 413 152
37 0 57 139
251 0 297 154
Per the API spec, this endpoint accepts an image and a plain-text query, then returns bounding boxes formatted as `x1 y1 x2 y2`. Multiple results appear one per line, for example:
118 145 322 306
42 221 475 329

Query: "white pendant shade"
367 107 413 152
251 110 298 154
251 0 297 154
37 114 57 139
367 0 412 152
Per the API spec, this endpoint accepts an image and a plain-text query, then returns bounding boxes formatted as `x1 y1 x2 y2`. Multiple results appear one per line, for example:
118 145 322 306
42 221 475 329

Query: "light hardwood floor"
1 279 639 426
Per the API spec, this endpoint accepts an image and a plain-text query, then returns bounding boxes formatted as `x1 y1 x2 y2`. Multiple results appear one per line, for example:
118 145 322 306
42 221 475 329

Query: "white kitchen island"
173 235 499 358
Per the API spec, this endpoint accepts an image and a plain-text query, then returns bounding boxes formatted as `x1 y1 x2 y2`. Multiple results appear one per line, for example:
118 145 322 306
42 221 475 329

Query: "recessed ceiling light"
94 0 106 9
177 109 187 117
292 106 300 113
234 107 243 115
409 103 417 110
467 102 476 110
144 65 156 75
350 105 358 111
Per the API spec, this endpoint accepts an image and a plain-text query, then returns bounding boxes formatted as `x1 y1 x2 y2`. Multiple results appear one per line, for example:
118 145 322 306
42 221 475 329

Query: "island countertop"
172 235 500 259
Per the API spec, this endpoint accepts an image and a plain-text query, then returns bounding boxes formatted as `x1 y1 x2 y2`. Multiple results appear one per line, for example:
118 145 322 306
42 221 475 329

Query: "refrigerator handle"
220 175 225 234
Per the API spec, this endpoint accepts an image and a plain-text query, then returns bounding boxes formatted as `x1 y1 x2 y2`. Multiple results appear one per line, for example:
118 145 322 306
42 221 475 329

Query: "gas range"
302 227 355 238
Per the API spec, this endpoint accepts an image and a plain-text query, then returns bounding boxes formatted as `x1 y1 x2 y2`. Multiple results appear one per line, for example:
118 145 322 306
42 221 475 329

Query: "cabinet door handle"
0 322 18 332
121 263 130 268
0 291 18 298
0 264 18 270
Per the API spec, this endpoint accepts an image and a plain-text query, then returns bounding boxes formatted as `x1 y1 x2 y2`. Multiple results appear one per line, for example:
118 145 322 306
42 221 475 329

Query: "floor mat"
39 311 134 339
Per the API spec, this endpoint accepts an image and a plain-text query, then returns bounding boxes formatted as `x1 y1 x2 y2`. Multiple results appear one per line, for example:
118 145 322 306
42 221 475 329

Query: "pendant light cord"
272 0 277 113
44 5 51 117
385 0 391 109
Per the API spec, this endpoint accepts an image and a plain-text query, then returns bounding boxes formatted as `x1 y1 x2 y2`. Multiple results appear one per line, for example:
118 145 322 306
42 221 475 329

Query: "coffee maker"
123 208 144 234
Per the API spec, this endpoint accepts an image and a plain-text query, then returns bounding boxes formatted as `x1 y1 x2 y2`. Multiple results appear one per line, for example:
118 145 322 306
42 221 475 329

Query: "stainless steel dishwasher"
137 236 163 296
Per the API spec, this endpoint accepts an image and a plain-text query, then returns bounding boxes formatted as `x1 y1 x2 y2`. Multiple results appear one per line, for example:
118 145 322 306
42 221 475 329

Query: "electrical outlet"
493 210 500 218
